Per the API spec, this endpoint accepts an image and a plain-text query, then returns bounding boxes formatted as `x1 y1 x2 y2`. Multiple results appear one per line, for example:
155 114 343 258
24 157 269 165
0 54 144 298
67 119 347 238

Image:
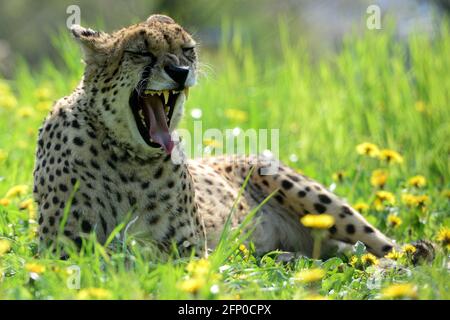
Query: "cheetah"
33 14 433 261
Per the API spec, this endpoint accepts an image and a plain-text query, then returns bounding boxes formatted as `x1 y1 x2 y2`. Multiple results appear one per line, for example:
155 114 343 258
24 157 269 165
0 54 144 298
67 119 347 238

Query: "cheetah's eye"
182 47 195 54
124 50 155 59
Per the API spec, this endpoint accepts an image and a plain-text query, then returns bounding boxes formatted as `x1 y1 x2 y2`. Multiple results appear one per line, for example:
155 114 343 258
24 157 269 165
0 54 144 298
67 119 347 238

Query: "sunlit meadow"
0 19 449 300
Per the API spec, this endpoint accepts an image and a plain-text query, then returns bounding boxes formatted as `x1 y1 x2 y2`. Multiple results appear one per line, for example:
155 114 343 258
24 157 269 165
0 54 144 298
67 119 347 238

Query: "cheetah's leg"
249 161 397 257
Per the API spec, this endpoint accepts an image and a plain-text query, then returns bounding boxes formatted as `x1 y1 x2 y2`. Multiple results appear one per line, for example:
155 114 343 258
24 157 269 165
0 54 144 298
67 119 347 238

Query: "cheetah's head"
71 14 197 156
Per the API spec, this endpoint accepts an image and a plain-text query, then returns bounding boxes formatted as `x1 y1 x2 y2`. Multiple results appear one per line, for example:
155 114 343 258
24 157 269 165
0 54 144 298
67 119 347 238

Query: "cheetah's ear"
70 24 112 64
146 14 175 24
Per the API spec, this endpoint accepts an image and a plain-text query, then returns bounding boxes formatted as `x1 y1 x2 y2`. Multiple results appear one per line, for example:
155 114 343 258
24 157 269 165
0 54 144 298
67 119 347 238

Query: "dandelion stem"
312 231 322 260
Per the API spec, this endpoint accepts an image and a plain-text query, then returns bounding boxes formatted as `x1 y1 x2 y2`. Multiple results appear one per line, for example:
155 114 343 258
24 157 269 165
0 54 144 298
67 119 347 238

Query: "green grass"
0 19 449 300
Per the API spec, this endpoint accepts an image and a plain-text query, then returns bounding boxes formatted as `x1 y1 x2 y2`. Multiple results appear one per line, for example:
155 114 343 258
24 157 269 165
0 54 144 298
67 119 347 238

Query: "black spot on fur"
364 226 374 233
287 174 300 182
314 203 327 214
346 224 355 234
318 194 332 204
281 179 293 190
298 190 307 198
89 145 98 156
147 214 160 224
154 167 163 179
73 137 84 146
81 220 92 233
274 194 284 204
342 206 353 216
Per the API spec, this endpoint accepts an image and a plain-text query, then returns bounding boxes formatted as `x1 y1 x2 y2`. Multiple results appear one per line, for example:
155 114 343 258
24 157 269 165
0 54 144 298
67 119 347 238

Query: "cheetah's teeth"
184 87 189 100
163 90 169 105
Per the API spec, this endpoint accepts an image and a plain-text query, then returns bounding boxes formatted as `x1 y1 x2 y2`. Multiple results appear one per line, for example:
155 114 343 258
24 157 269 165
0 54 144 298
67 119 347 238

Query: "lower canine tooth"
184 87 189 99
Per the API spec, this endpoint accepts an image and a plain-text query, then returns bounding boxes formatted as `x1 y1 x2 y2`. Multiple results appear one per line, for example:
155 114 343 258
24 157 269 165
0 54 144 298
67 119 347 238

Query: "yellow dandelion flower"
294 268 325 283
401 193 418 207
353 202 369 213
0 81 12 93
370 169 388 188
0 239 11 256
375 191 396 204
17 140 28 149
436 227 450 250
25 262 46 274
0 94 18 109
361 253 379 266
401 194 430 208
387 215 402 228
5 185 29 199
415 195 430 207
239 244 247 252
77 288 112 300
17 107 34 118
356 142 380 157
27 128 35 137
408 175 426 188
381 283 417 299
379 149 404 164
0 149 7 162
19 198 34 210
19 199 36 220
0 198 11 206
402 244 417 255
374 191 396 210
34 86 52 100
186 258 211 277
349 255 359 267
36 100 53 112
332 171 346 183
442 190 450 200
224 108 248 122
179 277 205 294
300 214 335 229
203 138 222 148
385 248 404 260
415 101 426 113
331 171 346 182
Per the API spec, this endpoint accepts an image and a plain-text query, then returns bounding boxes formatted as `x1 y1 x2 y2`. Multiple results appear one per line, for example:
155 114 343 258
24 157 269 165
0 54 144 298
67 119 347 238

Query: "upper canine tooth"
163 90 169 105
184 87 189 99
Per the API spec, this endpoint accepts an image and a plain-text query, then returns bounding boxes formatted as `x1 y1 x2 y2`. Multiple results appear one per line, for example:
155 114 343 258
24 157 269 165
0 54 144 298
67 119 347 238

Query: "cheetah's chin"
129 89 187 154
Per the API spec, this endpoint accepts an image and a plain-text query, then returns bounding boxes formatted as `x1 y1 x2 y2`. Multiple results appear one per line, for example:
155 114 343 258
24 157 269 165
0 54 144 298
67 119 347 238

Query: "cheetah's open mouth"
130 89 186 154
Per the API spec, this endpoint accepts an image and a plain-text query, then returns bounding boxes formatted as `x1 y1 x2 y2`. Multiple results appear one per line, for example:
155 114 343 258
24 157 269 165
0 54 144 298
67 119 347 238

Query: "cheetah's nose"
164 64 189 87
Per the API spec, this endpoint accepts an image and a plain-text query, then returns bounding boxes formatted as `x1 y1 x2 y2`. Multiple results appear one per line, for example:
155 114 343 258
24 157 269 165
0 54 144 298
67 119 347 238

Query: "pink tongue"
142 95 174 154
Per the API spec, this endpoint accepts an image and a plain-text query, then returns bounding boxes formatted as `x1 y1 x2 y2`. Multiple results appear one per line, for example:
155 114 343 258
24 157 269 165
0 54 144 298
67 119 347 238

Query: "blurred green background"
0 0 448 77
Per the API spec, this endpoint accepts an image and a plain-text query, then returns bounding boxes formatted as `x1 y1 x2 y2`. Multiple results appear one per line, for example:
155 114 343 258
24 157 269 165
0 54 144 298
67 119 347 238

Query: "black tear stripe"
137 60 156 95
